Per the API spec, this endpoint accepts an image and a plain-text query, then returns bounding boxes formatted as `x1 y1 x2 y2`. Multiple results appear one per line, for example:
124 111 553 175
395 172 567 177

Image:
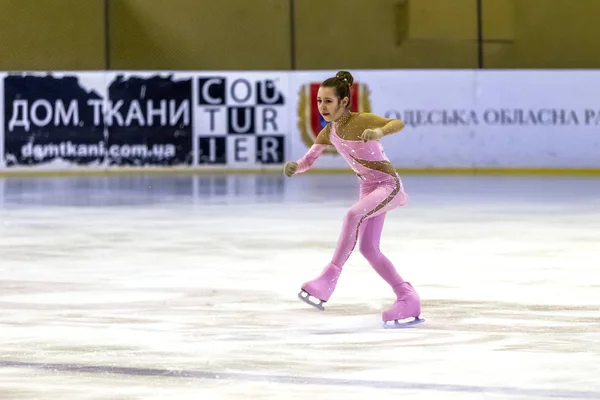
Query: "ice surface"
0 173 599 399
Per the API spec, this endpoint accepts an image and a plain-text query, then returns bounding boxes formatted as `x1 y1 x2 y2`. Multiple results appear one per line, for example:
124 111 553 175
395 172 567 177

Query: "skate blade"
382 316 425 329
298 290 325 311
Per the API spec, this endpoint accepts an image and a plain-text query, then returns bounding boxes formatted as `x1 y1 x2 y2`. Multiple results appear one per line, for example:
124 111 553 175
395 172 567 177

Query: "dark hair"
321 70 354 108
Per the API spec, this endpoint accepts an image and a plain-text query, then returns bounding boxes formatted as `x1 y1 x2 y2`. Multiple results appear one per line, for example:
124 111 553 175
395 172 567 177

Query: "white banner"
290 70 478 169
1 69 600 174
474 70 600 168
290 69 600 169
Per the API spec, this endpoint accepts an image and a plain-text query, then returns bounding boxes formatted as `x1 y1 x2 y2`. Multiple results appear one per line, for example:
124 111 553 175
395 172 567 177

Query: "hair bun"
335 70 354 86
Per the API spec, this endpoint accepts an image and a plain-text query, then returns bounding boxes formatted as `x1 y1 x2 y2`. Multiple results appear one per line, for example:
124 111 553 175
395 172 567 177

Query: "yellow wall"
1 0 600 70
109 0 291 70
294 0 478 69
0 0 105 70
483 0 600 68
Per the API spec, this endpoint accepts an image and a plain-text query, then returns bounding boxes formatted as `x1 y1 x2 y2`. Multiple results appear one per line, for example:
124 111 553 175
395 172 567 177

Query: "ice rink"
0 172 599 400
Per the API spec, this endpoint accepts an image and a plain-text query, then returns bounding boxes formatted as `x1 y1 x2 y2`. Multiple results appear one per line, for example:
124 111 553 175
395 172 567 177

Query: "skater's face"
317 86 349 123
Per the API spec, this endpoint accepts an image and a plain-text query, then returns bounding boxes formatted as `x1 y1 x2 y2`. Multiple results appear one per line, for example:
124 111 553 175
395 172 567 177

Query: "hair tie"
337 77 351 87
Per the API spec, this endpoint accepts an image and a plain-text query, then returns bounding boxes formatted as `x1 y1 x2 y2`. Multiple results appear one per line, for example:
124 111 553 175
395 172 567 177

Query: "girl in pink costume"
284 71 422 327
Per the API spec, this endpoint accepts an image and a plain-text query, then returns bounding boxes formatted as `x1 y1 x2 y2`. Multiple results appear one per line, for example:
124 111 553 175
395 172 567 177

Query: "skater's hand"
284 161 298 177
360 128 383 142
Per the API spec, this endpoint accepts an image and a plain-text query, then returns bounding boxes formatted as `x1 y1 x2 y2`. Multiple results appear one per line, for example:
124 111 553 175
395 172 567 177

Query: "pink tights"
330 178 408 287
356 212 405 287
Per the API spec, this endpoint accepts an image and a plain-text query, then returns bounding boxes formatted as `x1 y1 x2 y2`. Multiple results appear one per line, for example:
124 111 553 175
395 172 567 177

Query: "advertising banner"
195 72 288 169
473 70 600 168
0 72 4 170
103 71 194 167
3 72 108 170
1 69 600 174
1 71 289 172
2 71 194 170
290 69 600 169
290 70 477 169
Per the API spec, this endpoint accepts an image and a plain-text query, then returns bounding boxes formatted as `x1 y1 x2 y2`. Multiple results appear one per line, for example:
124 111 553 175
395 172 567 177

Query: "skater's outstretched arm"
284 125 332 176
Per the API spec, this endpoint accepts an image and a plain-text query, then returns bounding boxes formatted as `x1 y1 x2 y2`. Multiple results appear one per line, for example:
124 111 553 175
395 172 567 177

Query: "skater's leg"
329 183 402 268
301 180 404 304
358 213 405 287
358 207 421 324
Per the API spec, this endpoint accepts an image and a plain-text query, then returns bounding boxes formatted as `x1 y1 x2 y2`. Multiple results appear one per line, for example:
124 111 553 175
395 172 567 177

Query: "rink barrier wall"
2 69 600 177
4 167 600 179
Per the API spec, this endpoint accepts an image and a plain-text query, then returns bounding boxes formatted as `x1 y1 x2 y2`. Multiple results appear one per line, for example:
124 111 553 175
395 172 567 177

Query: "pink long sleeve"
295 144 328 173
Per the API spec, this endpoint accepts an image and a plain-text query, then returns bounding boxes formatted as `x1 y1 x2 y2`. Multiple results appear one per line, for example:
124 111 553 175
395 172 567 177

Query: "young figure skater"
284 71 422 328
